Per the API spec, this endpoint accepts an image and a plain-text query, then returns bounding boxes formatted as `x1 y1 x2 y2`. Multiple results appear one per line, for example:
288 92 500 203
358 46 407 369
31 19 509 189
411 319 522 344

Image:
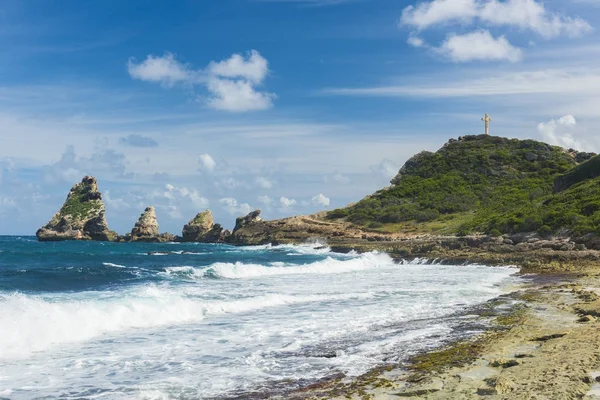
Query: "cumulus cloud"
119 134 159 148
537 115 588 150
279 196 297 208
439 30 522 62
255 176 273 189
207 50 268 84
127 52 194 87
401 0 591 38
219 197 254 216
128 50 275 112
311 193 330 207
198 153 216 171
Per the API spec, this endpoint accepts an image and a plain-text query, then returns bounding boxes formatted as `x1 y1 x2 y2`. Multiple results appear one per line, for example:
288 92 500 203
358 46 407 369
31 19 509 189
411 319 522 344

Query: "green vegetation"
59 182 101 221
327 134 600 236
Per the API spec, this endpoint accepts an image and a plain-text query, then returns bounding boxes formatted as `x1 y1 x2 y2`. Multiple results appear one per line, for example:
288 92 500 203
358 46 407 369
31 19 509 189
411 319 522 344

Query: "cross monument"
482 113 492 135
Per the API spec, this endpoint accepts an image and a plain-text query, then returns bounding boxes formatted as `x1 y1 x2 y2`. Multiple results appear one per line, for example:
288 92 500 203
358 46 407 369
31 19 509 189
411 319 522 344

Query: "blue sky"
1 0 600 235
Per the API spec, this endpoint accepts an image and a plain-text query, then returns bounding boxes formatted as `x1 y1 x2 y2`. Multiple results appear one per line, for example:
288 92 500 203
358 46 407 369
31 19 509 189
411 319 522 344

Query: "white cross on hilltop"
482 113 492 135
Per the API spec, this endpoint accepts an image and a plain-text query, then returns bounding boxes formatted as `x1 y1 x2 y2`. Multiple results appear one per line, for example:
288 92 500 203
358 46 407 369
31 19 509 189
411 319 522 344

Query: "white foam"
163 251 394 280
0 286 374 360
103 262 127 268
237 242 334 255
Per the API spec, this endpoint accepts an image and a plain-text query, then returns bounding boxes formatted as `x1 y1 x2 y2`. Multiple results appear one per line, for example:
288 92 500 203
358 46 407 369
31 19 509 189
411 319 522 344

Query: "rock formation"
130 206 160 242
182 210 229 242
234 210 262 232
36 176 117 241
129 206 178 242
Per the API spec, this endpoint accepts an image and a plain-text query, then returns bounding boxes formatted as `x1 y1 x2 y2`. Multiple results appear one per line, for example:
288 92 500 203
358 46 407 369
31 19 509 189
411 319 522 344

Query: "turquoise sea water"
0 236 517 399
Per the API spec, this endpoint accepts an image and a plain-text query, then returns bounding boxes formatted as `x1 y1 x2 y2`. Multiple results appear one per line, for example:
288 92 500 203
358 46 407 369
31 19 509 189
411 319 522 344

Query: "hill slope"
328 135 598 236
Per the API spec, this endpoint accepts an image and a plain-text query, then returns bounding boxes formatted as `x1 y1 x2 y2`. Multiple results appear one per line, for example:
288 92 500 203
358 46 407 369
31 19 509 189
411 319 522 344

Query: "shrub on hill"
328 135 599 236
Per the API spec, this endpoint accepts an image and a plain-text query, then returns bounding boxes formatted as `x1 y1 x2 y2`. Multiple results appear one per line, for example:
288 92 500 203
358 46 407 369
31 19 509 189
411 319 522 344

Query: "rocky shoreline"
36 177 600 273
264 268 600 400
36 176 600 399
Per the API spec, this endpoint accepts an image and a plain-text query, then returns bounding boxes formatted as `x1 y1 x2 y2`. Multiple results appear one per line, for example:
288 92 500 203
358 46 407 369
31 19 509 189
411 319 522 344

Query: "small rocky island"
35 176 264 243
36 176 118 241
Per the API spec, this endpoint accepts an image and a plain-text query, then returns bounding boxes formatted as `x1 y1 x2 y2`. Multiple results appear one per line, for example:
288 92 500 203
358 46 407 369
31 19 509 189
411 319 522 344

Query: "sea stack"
130 206 160 242
36 176 117 241
182 210 230 242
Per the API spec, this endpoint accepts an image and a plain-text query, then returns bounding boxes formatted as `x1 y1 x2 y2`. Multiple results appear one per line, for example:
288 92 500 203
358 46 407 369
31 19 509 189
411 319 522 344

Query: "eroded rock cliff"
36 176 117 241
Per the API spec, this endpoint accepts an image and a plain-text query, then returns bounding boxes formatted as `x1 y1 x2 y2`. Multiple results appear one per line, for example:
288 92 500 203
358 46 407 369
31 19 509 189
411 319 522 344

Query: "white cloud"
206 77 275 112
439 30 522 62
402 0 479 30
401 0 592 38
537 115 587 150
207 50 268 84
324 68 600 100
0 196 16 207
255 176 273 189
407 34 426 48
127 53 194 87
219 197 254 216
311 193 330 207
279 196 297 208
128 50 275 112
198 153 216 171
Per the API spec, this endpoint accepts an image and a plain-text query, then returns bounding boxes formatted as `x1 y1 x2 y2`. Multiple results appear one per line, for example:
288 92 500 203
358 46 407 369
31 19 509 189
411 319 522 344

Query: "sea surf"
0 236 518 399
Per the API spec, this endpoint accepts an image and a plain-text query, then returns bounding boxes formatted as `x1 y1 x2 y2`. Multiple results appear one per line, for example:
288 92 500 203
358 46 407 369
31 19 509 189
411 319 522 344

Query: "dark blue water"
0 236 328 293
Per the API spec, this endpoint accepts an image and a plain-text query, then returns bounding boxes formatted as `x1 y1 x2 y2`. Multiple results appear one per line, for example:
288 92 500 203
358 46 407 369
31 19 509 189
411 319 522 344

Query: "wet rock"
489 358 520 368
36 176 117 242
532 333 567 342
578 315 596 323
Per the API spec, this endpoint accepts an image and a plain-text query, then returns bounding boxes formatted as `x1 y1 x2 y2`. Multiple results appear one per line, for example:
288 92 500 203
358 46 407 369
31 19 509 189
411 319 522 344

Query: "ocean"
0 236 517 399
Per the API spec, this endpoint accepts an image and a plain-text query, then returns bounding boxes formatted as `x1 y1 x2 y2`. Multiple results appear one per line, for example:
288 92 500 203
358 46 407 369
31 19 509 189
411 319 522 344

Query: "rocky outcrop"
129 206 179 242
234 210 263 232
36 176 117 241
130 206 160 242
182 210 229 242
227 211 358 245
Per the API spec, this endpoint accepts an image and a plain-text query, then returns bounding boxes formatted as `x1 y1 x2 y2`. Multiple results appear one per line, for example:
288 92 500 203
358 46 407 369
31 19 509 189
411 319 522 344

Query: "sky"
1 0 600 235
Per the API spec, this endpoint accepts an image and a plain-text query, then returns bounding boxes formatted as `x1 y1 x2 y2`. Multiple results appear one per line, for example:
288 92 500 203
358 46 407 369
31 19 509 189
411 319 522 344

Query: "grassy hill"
327 135 599 237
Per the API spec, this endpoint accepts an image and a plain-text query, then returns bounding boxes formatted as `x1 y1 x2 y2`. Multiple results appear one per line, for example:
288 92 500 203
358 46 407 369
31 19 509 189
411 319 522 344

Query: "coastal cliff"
36 176 117 241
